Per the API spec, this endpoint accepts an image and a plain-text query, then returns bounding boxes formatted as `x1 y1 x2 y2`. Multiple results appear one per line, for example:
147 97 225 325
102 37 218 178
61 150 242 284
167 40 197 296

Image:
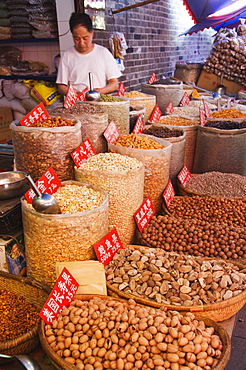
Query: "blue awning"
181 1 246 35
183 0 237 23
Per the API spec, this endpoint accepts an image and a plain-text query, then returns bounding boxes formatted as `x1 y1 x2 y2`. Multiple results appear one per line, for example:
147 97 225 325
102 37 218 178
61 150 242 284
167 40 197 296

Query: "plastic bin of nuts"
10 117 82 182
39 293 231 370
75 152 144 245
21 181 108 287
108 134 172 213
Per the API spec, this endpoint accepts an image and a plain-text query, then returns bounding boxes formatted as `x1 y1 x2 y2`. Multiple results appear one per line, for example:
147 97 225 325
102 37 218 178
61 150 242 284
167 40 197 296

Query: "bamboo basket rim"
39 293 231 370
0 270 51 354
106 245 246 317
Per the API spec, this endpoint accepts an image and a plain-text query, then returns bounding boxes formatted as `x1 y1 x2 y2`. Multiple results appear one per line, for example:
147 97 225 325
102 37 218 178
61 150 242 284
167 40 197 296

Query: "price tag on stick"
180 92 190 106
24 167 61 204
20 102 49 126
134 196 155 233
71 139 96 168
149 104 162 123
117 81 126 97
203 99 211 118
148 72 158 84
177 165 192 187
39 267 79 324
199 108 206 127
165 101 174 114
132 114 144 134
64 84 78 108
163 180 175 209
104 121 120 143
94 228 123 266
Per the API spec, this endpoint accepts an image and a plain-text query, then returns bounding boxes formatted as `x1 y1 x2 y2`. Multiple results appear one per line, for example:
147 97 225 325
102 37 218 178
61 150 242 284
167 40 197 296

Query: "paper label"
177 165 192 186
117 81 126 97
71 139 96 168
180 92 190 106
199 108 206 126
20 102 49 126
148 72 158 84
25 167 61 204
77 87 89 101
64 84 78 108
217 100 222 111
104 121 120 143
203 99 211 117
227 99 231 109
94 228 123 266
149 104 162 123
132 114 144 134
39 267 79 324
134 196 155 233
163 180 175 209
165 101 174 114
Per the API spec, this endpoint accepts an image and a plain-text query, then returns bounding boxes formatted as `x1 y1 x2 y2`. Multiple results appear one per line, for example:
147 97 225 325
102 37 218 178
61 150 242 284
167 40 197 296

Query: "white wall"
55 0 74 54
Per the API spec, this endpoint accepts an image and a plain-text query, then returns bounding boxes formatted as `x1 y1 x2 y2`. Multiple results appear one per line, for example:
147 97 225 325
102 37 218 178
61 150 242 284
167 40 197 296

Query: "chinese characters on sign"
165 101 174 114
203 99 211 118
71 139 96 168
199 108 206 127
103 121 120 143
132 114 144 134
64 84 78 108
163 180 175 209
134 196 155 233
39 267 79 324
25 167 61 204
94 228 123 266
149 104 162 123
177 165 192 187
20 102 49 126
148 72 158 84
117 81 126 97
180 92 190 106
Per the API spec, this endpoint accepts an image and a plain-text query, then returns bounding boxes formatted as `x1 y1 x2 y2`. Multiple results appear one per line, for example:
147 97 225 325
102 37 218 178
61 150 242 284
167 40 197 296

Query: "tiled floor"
225 303 246 370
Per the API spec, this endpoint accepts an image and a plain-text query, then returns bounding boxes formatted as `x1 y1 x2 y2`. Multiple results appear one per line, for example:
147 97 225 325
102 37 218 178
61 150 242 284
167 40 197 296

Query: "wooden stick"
112 0 160 14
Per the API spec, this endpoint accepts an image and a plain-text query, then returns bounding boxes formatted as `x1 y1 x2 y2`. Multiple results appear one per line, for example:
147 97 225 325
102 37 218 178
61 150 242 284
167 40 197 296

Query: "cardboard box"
0 107 13 144
0 232 26 276
197 70 244 95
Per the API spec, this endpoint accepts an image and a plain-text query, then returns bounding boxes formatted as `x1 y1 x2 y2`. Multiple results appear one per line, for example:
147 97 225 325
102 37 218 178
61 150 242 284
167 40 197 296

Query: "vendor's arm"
57 83 69 96
95 78 119 94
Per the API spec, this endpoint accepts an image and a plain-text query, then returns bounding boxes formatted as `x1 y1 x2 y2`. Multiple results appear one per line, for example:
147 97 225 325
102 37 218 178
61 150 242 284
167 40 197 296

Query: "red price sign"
217 100 222 111
163 180 175 209
203 99 211 118
132 114 144 134
25 167 61 204
39 267 79 324
165 101 174 114
148 72 158 84
180 92 190 106
104 121 120 143
177 165 192 186
64 84 78 108
199 108 206 126
149 104 162 123
134 196 155 233
94 228 123 266
117 81 126 97
77 87 89 101
71 139 96 168
20 102 49 126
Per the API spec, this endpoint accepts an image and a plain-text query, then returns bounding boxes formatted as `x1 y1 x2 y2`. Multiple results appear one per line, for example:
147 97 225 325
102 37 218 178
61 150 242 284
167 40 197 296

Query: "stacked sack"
203 24 246 87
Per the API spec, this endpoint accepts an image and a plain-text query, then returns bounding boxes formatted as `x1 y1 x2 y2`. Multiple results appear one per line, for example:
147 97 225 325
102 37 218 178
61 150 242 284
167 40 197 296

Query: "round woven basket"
39 293 231 370
107 245 246 322
0 270 50 359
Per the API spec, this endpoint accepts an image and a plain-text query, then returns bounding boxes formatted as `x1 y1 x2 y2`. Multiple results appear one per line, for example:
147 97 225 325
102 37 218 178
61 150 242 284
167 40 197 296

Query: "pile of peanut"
31 116 75 127
45 296 224 369
113 134 164 149
0 288 39 341
106 246 246 306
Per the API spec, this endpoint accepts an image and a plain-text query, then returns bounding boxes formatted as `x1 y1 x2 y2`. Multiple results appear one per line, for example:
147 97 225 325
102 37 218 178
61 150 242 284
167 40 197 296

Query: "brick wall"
93 0 214 91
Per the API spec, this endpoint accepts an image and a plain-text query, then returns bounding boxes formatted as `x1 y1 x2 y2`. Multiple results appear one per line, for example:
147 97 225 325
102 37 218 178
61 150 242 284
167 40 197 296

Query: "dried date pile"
204 120 246 130
143 126 184 138
140 214 246 259
0 288 39 341
184 172 246 198
106 246 246 305
167 196 246 228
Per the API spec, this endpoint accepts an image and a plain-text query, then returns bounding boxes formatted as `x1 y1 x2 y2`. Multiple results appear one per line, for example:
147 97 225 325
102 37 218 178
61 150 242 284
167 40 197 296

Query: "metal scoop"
26 174 61 214
0 354 42 370
215 73 226 96
85 72 100 101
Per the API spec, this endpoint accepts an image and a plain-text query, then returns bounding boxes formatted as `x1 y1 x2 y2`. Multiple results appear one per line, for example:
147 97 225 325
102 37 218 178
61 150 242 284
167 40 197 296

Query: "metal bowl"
0 171 28 200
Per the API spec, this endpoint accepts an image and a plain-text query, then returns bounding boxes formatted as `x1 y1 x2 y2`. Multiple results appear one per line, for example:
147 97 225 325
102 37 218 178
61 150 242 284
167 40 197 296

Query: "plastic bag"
29 81 62 106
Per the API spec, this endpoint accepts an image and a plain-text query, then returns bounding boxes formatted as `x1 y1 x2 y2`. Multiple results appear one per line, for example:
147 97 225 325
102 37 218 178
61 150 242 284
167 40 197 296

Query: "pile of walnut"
105 247 246 306
45 296 224 369
203 27 246 87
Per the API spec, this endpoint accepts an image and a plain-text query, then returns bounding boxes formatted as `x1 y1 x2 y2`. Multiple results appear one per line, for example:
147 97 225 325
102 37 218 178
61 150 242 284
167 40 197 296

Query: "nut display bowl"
0 171 28 200
39 294 231 370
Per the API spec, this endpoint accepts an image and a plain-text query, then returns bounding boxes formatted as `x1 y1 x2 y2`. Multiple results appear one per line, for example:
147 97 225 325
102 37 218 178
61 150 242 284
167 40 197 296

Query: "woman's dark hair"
69 12 93 33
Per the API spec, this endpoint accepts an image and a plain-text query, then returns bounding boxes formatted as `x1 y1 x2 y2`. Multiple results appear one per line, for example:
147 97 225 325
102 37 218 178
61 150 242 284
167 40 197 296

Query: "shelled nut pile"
44 296 225 369
105 246 246 305
140 215 246 260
